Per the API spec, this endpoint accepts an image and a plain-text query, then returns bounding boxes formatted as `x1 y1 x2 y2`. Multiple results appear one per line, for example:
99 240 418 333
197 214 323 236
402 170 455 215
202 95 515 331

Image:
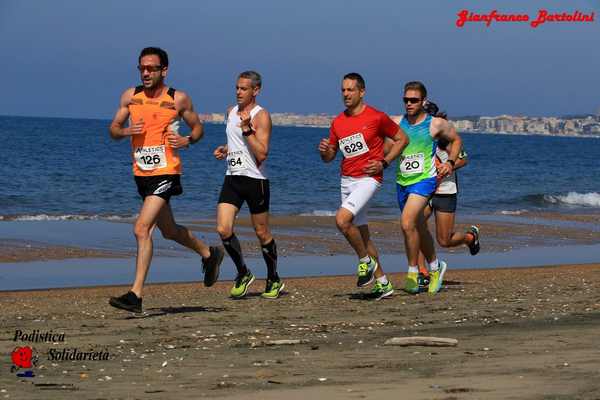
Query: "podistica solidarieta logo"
10 330 111 379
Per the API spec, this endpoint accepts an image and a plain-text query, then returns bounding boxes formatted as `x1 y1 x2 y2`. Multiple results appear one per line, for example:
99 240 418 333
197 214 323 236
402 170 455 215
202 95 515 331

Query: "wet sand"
3 212 599 262
2 264 600 399
0 240 127 263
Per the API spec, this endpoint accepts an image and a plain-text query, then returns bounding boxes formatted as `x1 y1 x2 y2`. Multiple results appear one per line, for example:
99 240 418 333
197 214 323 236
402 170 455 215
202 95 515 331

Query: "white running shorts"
340 176 381 226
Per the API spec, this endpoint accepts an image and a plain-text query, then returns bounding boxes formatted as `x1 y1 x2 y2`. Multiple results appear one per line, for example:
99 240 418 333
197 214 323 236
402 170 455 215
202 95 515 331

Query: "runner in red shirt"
319 73 408 300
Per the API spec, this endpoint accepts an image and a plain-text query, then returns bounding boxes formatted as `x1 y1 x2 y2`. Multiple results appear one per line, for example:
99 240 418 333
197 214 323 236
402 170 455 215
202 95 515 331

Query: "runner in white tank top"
213 71 284 300
225 104 267 179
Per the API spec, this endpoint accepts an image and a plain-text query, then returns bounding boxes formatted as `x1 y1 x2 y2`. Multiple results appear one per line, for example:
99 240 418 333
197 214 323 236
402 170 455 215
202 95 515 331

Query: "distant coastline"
198 112 600 137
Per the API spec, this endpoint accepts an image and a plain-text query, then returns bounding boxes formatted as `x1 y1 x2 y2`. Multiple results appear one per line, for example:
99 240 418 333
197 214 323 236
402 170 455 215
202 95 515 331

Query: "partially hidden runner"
213 71 283 299
108 47 224 314
319 73 408 300
395 81 462 295
416 101 480 290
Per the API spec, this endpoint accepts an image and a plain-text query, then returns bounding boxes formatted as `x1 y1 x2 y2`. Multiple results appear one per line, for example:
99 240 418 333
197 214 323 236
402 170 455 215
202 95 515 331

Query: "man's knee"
437 234 452 248
335 215 352 234
216 224 233 239
254 224 271 242
401 217 417 233
133 221 152 240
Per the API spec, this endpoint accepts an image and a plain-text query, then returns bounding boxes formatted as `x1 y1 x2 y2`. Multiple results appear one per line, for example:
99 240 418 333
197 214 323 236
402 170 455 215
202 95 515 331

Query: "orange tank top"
128 86 182 176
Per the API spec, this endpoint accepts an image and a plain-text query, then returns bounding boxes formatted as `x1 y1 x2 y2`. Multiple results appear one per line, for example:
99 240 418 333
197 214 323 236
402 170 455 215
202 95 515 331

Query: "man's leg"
401 194 431 267
417 205 433 276
109 195 165 312
336 208 368 258
250 211 278 279
217 202 255 298
359 224 393 299
131 195 167 298
156 202 224 286
216 202 245 272
401 194 432 294
358 224 383 278
156 203 210 258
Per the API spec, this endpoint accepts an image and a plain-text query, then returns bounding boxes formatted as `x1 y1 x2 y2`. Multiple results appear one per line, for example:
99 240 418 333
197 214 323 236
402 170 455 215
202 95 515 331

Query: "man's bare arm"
166 91 204 149
109 88 140 140
244 109 271 164
432 118 462 176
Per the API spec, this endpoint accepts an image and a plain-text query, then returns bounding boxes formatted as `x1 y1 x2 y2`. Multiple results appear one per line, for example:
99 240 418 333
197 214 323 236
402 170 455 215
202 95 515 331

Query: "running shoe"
418 273 430 292
261 280 285 299
356 257 378 287
203 246 225 287
230 271 255 298
109 291 142 313
404 272 419 294
428 260 448 295
371 280 394 300
467 226 480 256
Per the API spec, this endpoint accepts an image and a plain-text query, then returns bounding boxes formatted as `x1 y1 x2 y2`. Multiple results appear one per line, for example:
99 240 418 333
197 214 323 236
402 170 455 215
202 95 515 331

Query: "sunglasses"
137 65 163 73
403 97 422 105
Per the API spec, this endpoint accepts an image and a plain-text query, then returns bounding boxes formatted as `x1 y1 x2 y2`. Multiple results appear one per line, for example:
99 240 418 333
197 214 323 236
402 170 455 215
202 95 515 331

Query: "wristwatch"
186 135 194 145
381 159 389 169
447 159 455 167
242 125 254 137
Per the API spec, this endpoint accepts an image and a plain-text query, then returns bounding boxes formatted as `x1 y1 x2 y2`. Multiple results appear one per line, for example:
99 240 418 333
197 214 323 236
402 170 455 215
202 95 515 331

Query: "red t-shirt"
329 105 399 182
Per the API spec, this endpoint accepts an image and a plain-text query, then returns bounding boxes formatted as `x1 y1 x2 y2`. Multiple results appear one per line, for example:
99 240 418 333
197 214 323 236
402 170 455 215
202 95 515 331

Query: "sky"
1 0 599 119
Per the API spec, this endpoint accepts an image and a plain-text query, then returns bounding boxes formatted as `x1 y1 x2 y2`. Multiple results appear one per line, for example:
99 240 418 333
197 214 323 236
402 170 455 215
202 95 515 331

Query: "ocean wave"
543 192 600 207
499 209 528 215
0 214 135 222
299 210 336 217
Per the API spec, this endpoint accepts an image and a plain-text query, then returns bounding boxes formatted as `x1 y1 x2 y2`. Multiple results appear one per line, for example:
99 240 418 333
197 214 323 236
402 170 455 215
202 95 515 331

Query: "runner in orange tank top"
107 47 224 314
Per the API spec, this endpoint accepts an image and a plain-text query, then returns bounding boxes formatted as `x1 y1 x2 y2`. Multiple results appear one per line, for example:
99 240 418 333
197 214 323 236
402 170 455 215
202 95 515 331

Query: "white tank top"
225 105 267 179
435 147 458 195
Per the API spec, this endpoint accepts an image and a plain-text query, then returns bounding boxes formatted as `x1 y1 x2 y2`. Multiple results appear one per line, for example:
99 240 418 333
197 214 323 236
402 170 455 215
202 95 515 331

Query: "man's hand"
126 119 145 136
363 160 384 176
318 138 334 154
214 145 228 160
166 131 190 149
238 110 252 130
437 162 453 178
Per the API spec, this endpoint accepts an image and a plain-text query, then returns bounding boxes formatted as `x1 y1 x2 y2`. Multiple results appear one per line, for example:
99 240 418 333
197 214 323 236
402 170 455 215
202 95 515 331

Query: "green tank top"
396 114 437 186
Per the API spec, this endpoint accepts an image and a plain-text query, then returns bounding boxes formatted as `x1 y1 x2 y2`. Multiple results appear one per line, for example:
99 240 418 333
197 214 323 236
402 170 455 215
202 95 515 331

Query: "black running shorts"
135 174 183 201
430 193 457 213
218 175 270 214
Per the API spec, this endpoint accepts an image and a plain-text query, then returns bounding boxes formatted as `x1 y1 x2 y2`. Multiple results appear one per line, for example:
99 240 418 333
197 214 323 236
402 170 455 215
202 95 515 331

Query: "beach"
2 264 600 399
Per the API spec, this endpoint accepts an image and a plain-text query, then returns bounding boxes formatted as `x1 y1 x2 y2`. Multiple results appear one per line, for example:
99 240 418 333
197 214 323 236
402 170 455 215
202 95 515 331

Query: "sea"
1 115 600 221
2 115 600 290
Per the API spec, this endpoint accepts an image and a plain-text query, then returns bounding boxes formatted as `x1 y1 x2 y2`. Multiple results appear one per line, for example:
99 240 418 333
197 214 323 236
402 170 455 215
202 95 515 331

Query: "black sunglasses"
403 97 422 104
137 65 163 73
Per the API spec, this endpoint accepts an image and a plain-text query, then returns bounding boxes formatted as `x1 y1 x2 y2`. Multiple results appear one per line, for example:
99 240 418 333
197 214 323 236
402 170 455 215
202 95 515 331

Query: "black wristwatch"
447 159 456 167
381 159 389 169
186 135 194 145
242 126 254 137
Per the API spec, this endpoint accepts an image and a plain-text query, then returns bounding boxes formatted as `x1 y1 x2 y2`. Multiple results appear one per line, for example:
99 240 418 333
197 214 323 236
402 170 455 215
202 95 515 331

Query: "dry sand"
2 264 600 399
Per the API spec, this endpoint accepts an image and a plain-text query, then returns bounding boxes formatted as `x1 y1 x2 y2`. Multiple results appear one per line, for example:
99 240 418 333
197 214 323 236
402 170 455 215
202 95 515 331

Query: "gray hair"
238 70 262 88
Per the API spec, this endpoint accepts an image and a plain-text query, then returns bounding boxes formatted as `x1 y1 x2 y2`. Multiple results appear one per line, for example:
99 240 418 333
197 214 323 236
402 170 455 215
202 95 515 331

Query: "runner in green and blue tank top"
395 81 463 296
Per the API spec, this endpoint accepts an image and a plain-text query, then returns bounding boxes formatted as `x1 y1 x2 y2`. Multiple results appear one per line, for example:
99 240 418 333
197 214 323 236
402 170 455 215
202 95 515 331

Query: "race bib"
227 150 246 173
134 146 167 170
400 153 424 175
339 133 369 158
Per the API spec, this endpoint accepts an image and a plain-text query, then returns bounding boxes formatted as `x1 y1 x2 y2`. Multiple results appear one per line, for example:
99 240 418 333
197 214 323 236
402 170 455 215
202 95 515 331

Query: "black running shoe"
203 246 224 287
467 226 480 256
109 291 142 313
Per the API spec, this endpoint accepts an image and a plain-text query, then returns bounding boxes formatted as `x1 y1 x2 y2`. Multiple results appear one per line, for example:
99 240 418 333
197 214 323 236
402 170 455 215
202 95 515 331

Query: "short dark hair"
139 47 169 68
343 73 365 90
238 71 262 88
404 81 427 99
